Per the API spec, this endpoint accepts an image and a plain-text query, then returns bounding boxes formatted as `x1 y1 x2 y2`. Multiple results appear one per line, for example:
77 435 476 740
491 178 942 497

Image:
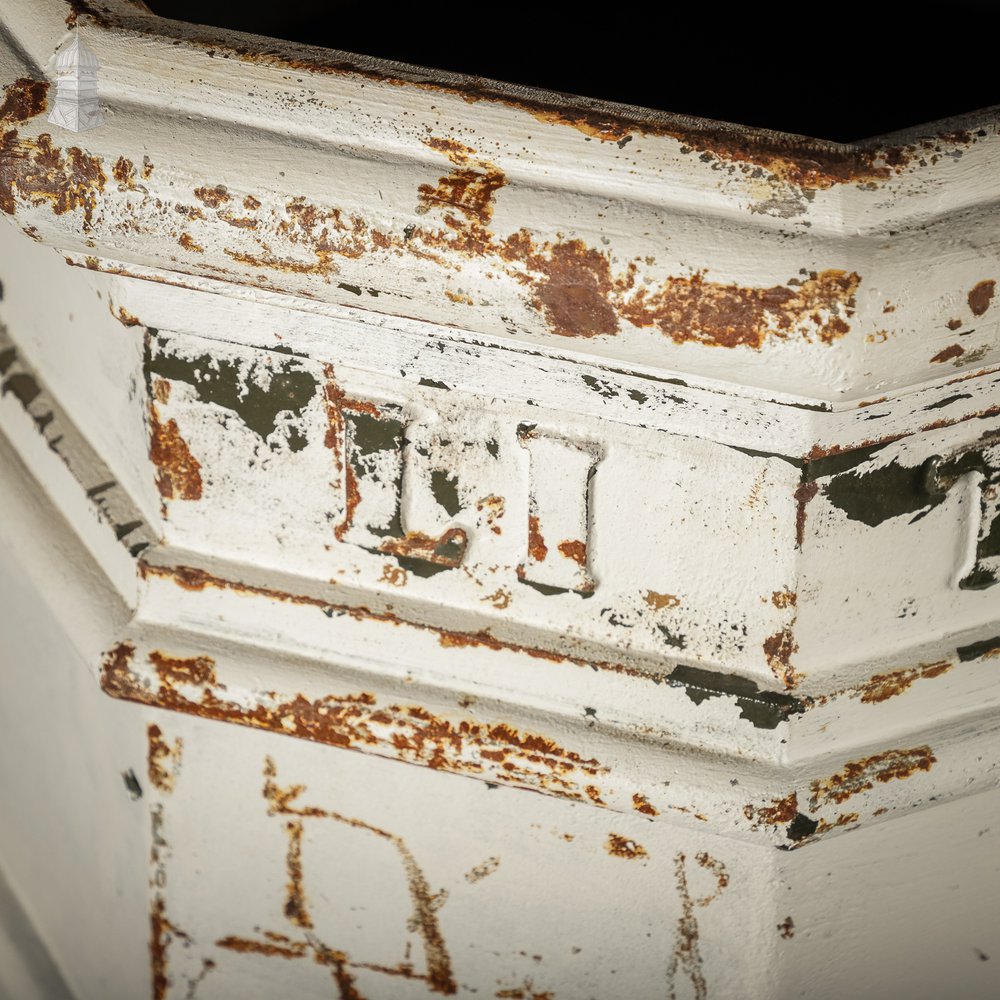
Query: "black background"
148 2 1000 143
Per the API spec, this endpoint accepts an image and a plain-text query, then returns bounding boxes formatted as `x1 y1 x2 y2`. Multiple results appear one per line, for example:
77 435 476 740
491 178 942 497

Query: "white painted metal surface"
0 2 998 998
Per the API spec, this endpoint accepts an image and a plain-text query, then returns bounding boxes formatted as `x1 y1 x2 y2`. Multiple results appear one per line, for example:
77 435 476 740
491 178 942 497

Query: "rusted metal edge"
0 321 156 557
58 0 1000 192
100 636 1000 849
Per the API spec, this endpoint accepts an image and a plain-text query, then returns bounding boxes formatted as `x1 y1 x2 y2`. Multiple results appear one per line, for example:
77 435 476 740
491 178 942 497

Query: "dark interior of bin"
149 1 1000 143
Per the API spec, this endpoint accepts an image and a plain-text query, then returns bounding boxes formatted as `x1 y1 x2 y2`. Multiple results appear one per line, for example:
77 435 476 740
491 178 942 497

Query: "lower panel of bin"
1 537 998 1000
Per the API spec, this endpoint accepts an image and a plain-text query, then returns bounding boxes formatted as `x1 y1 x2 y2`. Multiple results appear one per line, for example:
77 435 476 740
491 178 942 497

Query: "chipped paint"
856 661 952 703
101 642 609 803
0 78 48 126
147 723 182 793
968 280 996 317
148 402 202 501
605 833 647 859
809 747 937 810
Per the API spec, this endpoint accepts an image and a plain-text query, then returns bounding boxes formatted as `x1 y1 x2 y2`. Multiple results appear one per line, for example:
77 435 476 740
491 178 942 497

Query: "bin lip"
57 0 1000 192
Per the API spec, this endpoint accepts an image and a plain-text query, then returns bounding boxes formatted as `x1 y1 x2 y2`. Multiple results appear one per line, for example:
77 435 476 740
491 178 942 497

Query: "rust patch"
526 515 548 562
809 746 936 810
141 155 154 179
178 232 204 253
482 587 512 609
0 78 48 125
0 131 106 226
645 590 680 610
417 138 506 227
744 791 798 826
947 318 963 331
968 280 996 317
620 269 859 349
763 627 800 688
193 184 230 208
931 343 965 364
148 403 203 500
102 643 607 803
557 539 587 565
464 857 500 884
605 833 648 859
778 917 795 940
147 723 182 793
380 528 468 568
243 194 261 210
150 650 216 686
856 660 952 704
793 480 819 548
632 792 659 816
771 589 797 609
814 812 860 834
522 238 619 339
153 378 170 404
381 563 408 587
112 304 143 327
112 156 136 188
668 852 729 1000
476 494 505 535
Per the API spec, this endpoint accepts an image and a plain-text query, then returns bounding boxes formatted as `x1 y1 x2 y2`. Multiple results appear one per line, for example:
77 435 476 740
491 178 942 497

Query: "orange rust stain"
857 660 952 704
809 746 936 810
645 590 680 610
744 791 798 826
193 184 230 208
112 156 136 188
947 318 963 331
771 589 797 609
557 539 587 565
476 494 505 535
112 304 143 327
243 194 261 210
968 280 996 317
619 269 859 349
380 528 468 568
931 343 965 364
496 982 554 1000
263 759 457 995
815 812 860 834
141 156 154 179
381 563 408 587
150 650 217 687
444 289 474 305
216 935 307 958
527 515 548 562
148 403 202 501
632 792 659 816
0 131 106 226
153 378 171 404
218 210 259 229
584 785 605 805
178 232 204 253
147 723 182 793
778 917 795 940
793 480 818 549
418 137 507 227
763 627 800 689
150 897 169 1000
482 587 512 609
102 644 606 802
0 78 48 125
856 396 888 407
606 833 648 859
137 560 653 679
